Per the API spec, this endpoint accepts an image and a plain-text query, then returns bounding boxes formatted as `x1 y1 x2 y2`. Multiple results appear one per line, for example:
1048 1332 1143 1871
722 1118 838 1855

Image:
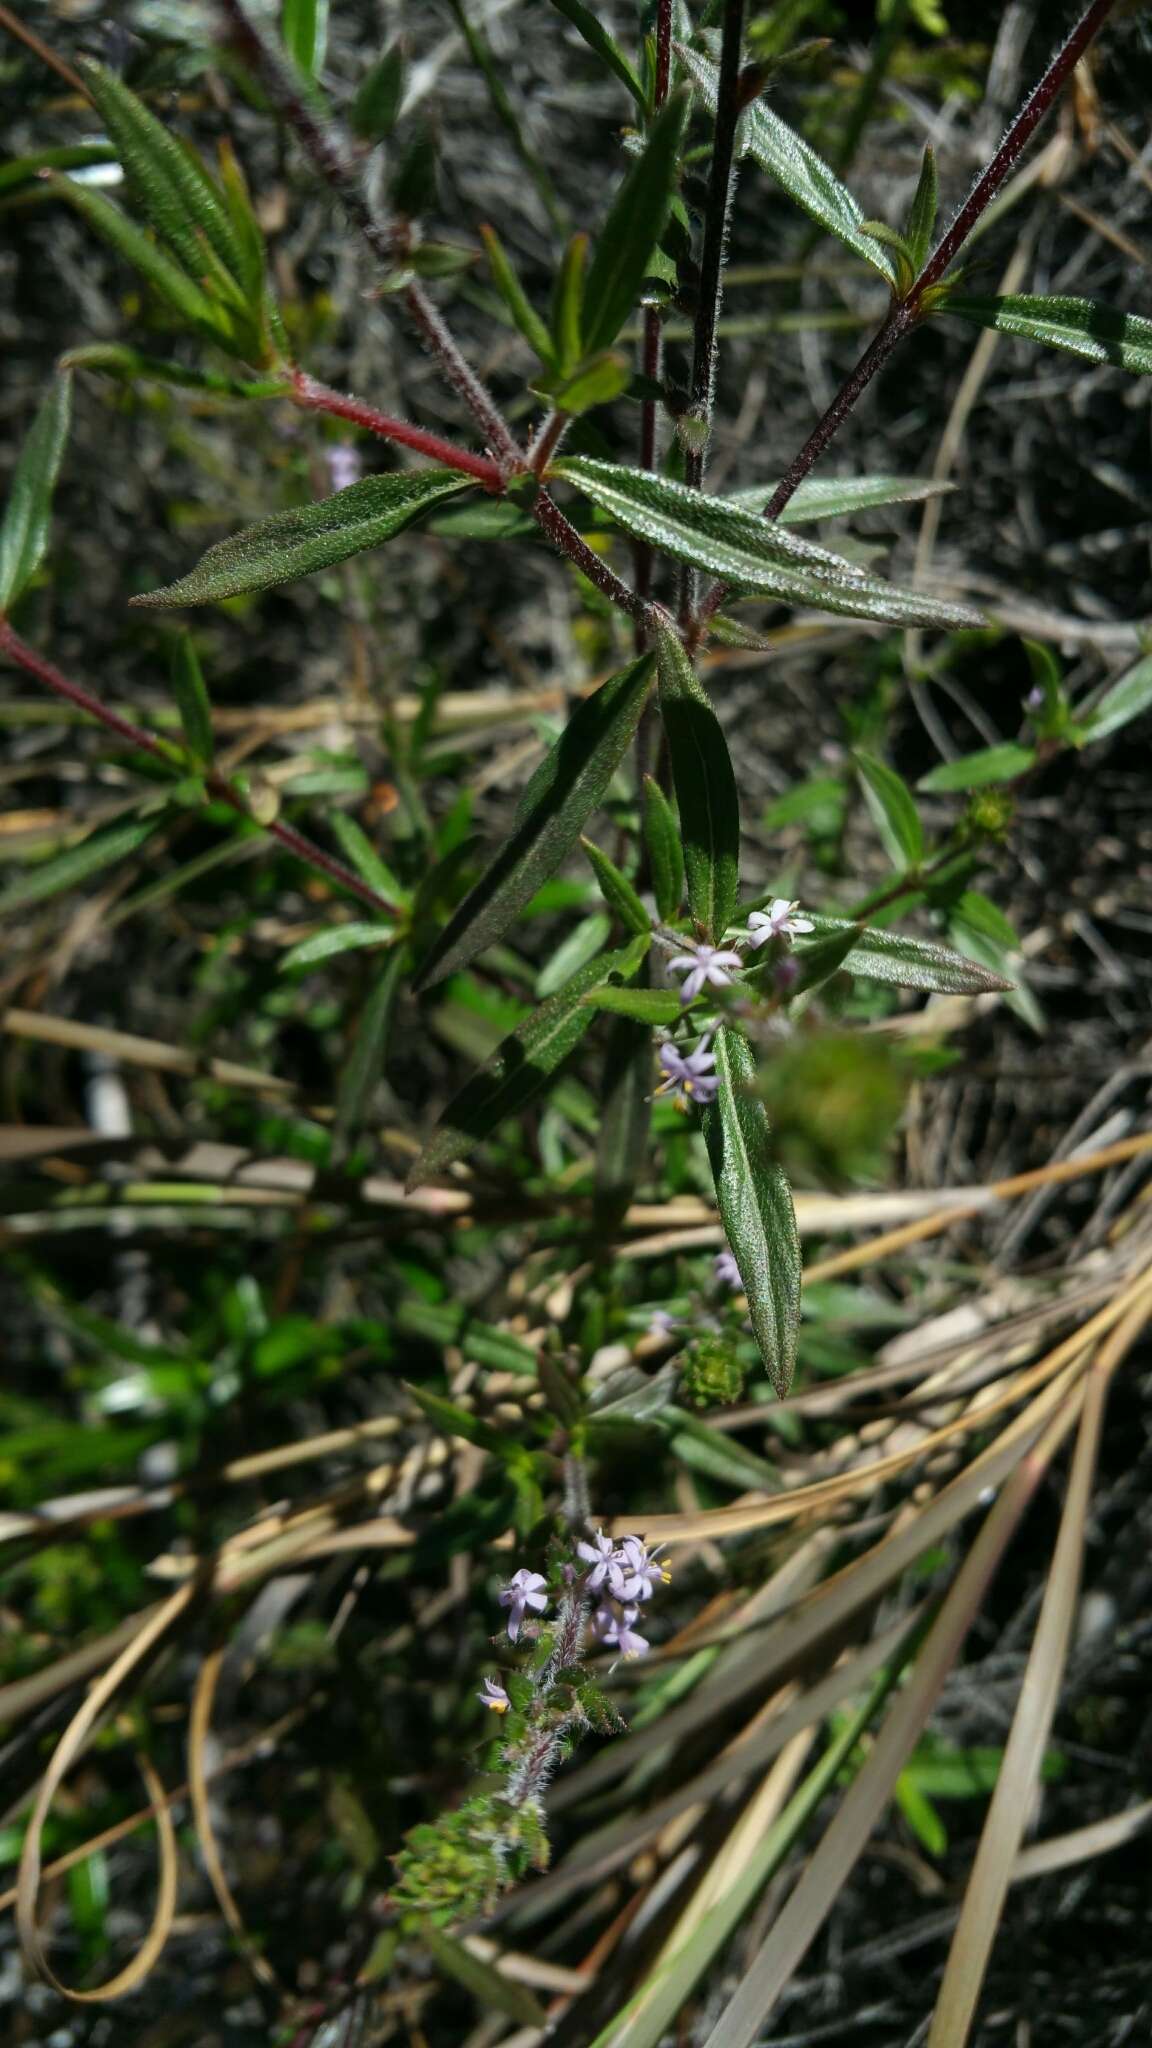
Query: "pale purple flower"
647 1308 682 1338
655 1036 719 1107
477 1676 510 1713
327 442 362 493
668 943 743 1004
498 1567 548 1642
611 1535 670 1603
745 899 814 949
576 1528 617 1593
592 1601 649 1660
714 1248 741 1288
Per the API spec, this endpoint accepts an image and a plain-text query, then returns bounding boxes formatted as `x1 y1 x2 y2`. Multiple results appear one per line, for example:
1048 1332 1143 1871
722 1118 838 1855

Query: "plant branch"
290 370 505 486
695 0 1118 634
532 492 652 622
634 0 674 620
216 0 524 474
0 623 400 921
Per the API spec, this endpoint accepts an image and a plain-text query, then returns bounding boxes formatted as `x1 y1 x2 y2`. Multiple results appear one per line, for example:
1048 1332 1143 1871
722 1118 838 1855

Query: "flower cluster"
578 1530 670 1664
667 900 814 1008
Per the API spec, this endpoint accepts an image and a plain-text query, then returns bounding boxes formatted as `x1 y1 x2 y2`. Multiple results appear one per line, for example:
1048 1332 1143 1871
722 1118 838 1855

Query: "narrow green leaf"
547 0 647 110
0 372 72 613
947 909 1042 1033
279 921 395 972
350 43 406 141
542 351 632 415
678 45 896 284
334 943 406 1147
536 910 613 996
131 470 472 608
702 1025 800 1398
397 1300 537 1375
216 139 270 308
413 654 654 990
941 293 1152 375
947 890 1020 952
390 120 438 218
642 773 684 921
0 143 117 195
77 59 246 284
595 1008 653 1224
422 1925 546 2029
408 936 649 1186
853 751 924 870
406 1385 510 1457
729 474 954 524
582 86 690 355
655 623 739 941
905 144 938 273
551 232 589 377
0 815 159 917
51 176 235 344
1081 653 1152 742
581 837 650 934
479 224 556 366
168 634 214 766
60 343 286 399
282 0 329 79
917 744 1035 793
797 914 1012 994
328 812 412 911
582 985 681 1025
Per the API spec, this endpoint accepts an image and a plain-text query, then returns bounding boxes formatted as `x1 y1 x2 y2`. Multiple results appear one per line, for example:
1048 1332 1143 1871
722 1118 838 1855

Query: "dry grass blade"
188 1647 281 1991
699 1397 1084 2048
926 1283 1152 2047
2 1007 296 1095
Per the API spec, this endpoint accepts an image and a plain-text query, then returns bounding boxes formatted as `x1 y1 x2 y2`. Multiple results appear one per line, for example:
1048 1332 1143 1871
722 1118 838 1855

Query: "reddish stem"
529 410 572 477
634 0 674 618
532 492 651 622
291 371 504 487
0 622 399 920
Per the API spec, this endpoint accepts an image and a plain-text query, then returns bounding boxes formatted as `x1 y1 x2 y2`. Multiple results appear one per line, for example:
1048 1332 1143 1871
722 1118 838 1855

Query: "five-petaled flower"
655 1036 719 1108
592 1602 650 1660
714 1248 741 1288
477 1676 510 1713
498 1567 549 1643
575 1529 617 1593
668 943 743 1004
745 899 814 949
612 1535 671 1602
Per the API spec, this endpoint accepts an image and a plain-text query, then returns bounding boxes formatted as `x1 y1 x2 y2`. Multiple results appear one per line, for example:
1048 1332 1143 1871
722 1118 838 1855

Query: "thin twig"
290 371 505 486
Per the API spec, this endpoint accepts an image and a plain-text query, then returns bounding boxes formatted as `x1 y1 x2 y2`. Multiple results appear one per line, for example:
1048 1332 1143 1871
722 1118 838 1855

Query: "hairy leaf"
729 474 954 524
942 293 1152 375
0 815 159 917
679 45 896 284
917 744 1035 792
480 223 556 365
797 914 1013 993
905 144 938 273
853 751 924 870
77 59 247 284
335 943 407 1147
408 936 649 1186
581 837 650 934
414 654 654 988
51 177 234 345
1081 654 1152 742
132 471 472 608
582 86 690 354
641 774 685 921
0 372 72 613
547 0 646 109
582 985 681 1025
702 1025 800 1398
655 623 740 941
279 922 395 972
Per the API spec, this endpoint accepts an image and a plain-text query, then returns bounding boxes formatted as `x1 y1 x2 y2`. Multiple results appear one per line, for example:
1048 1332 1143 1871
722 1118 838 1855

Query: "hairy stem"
695 0 1118 634
291 370 505 486
633 0 674 620
0 623 400 920
532 491 652 622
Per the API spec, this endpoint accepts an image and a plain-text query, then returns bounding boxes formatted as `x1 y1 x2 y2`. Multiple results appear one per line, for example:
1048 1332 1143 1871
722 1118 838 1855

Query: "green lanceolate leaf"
551 233 589 376
905 144 938 274
0 372 71 614
407 935 649 1186
168 633 214 766
729 563 983 631
536 910 613 996
335 942 407 1148
728 474 953 523
558 455 869 584
479 224 556 366
1081 653 1152 742
642 773 684 921
917 744 1035 793
0 815 160 918
702 1024 800 1398
132 471 472 608
547 0 646 111
51 177 236 345
796 914 1013 994
678 45 896 285
581 837 650 934
414 654 655 989
328 812 412 912
282 0 330 79
596 1008 654 1225
77 59 247 285
655 622 739 941
582 85 690 355
941 294 1152 376
582 984 681 1025
279 921 395 972
540 351 632 415
853 751 924 870
350 43 406 141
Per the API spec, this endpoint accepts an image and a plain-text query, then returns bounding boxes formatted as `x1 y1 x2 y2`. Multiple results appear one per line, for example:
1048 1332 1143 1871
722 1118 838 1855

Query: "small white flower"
576 1529 617 1593
668 943 743 1004
655 1036 719 1108
745 899 814 949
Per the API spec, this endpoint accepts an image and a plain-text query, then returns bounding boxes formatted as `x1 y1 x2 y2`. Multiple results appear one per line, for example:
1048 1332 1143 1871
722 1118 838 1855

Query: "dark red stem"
0 622 400 920
529 410 572 477
291 371 504 487
533 493 651 622
634 0 674 619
